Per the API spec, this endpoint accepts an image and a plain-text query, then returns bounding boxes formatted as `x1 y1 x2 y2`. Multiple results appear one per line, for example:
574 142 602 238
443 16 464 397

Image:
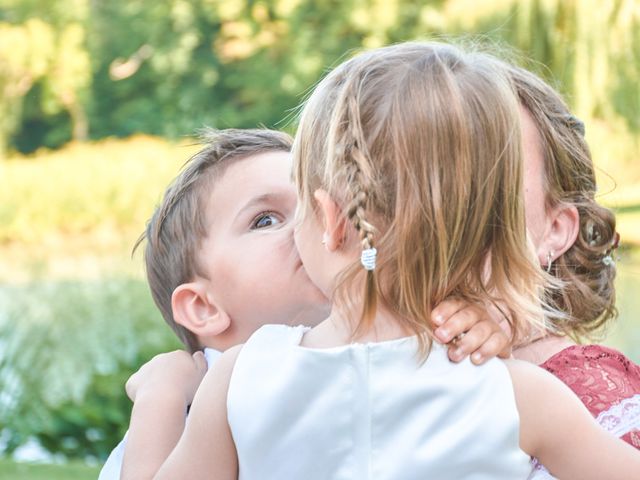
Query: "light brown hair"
294 42 556 355
135 128 293 352
508 65 618 339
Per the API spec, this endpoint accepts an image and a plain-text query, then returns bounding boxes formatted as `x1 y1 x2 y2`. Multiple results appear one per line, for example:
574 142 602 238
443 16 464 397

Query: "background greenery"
1 0 639 475
0 458 99 479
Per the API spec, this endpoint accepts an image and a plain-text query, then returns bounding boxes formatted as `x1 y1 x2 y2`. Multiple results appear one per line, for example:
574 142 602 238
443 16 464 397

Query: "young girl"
154 42 640 479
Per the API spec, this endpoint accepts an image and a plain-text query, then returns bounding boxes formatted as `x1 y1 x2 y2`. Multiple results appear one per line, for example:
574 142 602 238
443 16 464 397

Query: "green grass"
0 458 99 480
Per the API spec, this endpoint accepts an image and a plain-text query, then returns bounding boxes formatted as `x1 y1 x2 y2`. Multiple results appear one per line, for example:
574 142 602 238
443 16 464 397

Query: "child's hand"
126 350 208 406
431 299 511 365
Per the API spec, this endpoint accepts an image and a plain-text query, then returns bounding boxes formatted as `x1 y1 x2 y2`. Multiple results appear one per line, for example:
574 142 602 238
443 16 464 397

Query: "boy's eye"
251 212 282 229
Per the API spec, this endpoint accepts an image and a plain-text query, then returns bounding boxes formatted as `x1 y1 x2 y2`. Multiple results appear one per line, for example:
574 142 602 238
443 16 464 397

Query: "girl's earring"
321 233 328 246
546 251 555 273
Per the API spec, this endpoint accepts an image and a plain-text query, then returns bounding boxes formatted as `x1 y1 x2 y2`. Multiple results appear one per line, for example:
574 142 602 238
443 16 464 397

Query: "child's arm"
120 350 207 480
432 298 511 364
154 346 242 480
507 359 640 479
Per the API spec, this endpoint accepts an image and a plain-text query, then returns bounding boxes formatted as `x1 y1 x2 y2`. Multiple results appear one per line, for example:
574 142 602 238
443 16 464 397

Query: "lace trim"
527 462 556 480
595 393 640 437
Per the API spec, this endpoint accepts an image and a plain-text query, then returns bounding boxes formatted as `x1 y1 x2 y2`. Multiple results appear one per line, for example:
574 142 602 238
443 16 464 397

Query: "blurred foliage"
0 458 99 479
1 0 640 464
0 135 197 247
0 277 181 459
0 0 638 161
0 0 90 152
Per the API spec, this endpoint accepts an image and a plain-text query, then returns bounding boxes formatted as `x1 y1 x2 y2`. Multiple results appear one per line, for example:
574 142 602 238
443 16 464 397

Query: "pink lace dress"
529 345 640 479
541 344 640 448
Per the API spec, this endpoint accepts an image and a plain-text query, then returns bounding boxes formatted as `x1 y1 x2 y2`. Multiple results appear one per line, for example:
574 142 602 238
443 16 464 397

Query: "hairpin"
361 247 377 271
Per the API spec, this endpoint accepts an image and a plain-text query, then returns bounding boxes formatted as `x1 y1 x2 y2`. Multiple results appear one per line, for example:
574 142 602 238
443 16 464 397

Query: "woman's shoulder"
540 344 640 414
541 344 640 375
540 344 640 449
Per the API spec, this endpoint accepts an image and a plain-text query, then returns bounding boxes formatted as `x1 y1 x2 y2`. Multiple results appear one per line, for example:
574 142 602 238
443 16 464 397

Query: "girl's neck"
300 305 413 349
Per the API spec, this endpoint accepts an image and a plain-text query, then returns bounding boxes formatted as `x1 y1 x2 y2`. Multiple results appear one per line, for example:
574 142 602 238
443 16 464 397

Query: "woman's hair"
293 42 556 355
507 65 618 339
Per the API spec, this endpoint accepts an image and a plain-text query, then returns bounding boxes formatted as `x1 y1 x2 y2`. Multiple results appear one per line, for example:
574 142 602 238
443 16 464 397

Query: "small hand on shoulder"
126 350 208 406
432 298 511 365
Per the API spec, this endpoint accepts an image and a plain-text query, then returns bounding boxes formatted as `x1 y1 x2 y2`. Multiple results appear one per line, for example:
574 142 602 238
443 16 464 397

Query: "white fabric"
527 461 556 480
97 347 221 480
98 433 128 480
596 393 640 438
228 324 532 480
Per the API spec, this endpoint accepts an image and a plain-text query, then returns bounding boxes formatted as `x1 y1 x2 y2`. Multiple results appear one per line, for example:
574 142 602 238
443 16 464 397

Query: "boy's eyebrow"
234 192 293 221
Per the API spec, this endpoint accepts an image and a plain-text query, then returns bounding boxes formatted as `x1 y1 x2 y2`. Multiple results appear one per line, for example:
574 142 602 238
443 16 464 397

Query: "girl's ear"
171 281 231 338
314 189 347 251
537 203 580 266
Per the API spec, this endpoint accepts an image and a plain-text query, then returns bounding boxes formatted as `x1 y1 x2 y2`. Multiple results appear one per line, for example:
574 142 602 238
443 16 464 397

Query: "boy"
99 128 509 480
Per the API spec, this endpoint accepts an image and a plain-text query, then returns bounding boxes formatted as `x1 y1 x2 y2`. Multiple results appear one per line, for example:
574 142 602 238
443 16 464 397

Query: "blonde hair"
508 65 617 339
294 42 554 355
135 128 293 353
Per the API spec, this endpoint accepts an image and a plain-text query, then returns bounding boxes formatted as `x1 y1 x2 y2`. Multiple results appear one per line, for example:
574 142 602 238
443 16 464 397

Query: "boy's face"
196 151 328 344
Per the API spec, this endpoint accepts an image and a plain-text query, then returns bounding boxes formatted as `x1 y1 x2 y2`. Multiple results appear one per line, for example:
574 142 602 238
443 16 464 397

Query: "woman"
510 64 640 450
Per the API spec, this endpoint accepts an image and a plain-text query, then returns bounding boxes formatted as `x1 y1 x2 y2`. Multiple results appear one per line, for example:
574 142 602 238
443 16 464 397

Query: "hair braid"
344 77 377 247
335 73 379 328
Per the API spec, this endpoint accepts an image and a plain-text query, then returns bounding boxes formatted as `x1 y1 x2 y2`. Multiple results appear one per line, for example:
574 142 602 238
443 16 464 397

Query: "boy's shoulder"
244 323 309 346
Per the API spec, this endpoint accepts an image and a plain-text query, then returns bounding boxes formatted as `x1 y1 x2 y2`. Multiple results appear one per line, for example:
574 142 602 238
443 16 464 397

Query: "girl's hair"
294 42 556 355
507 65 618 339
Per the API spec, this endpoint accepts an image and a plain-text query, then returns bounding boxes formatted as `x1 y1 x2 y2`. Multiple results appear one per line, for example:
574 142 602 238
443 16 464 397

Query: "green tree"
0 0 90 154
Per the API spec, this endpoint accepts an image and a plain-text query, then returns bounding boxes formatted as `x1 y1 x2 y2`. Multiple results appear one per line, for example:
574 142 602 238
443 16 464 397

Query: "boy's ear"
171 282 231 338
537 203 580 265
314 189 347 251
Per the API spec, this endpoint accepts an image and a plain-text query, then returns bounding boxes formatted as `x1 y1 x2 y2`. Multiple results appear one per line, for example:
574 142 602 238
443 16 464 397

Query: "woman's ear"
537 203 580 266
314 189 347 251
171 281 231 338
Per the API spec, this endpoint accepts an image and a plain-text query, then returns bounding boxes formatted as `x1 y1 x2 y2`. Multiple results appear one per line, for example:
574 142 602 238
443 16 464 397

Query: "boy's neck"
197 332 237 353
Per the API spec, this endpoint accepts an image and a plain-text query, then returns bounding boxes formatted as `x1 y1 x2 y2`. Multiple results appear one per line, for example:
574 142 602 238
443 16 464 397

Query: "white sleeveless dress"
227 324 533 479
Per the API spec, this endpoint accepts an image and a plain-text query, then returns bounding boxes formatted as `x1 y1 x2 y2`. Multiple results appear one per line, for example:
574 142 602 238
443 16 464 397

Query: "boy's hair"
294 42 557 356
135 128 293 352
508 65 617 339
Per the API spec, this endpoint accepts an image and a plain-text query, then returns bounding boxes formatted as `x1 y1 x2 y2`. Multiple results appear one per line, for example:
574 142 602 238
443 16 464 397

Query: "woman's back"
227 325 532 480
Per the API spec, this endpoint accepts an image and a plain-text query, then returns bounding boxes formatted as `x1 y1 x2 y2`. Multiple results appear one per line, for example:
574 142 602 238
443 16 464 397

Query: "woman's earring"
321 233 328 246
546 251 555 273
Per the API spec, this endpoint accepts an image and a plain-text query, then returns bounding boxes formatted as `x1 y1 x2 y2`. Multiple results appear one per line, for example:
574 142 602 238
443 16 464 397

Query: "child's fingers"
470 332 511 365
446 320 493 362
435 305 484 344
497 342 512 359
431 298 466 327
